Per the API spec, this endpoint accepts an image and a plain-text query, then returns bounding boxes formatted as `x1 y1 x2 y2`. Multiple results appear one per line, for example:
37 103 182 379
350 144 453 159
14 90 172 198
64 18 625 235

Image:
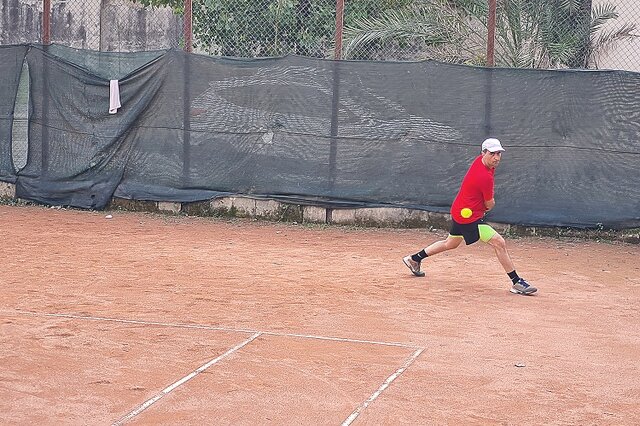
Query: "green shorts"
449 218 497 245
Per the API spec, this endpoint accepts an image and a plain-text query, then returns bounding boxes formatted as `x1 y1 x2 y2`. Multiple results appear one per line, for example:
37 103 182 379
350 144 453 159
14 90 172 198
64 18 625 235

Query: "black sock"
508 270 520 284
412 250 428 262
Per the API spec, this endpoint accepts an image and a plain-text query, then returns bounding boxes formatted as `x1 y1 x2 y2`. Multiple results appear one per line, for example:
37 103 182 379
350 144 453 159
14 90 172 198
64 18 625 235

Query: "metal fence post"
182 0 193 187
487 0 496 67
334 0 344 60
42 0 51 45
484 0 497 138
184 0 193 52
327 0 345 223
40 0 52 176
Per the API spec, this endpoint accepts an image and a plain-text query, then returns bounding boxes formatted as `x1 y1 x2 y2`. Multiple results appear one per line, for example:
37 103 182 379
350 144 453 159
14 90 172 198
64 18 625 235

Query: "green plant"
134 0 410 58
342 0 637 68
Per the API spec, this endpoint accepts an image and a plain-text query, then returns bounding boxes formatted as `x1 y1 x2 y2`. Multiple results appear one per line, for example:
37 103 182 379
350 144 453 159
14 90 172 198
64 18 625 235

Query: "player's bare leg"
403 236 462 277
485 233 514 272
486 233 537 295
424 235 463 256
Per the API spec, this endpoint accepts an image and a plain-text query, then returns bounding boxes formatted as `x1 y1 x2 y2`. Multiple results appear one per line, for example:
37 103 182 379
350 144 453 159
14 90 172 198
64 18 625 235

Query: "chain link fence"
2 0 639 201
0 0 181 50
339 0 640 70
3 0 639 173
594 0 640 71
1 0 639 70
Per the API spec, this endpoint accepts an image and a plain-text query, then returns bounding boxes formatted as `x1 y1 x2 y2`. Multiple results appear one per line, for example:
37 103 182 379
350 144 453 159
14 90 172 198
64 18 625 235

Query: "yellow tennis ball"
460 208 472 218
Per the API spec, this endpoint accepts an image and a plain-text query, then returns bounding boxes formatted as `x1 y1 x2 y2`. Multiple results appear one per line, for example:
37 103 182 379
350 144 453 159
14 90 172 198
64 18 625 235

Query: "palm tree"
341 0 482 62
342 0 637 69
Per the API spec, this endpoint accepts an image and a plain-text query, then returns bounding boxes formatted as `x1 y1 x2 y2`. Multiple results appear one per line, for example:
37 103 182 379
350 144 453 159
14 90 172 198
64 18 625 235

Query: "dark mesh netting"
1 44 639 229
0 45 29 182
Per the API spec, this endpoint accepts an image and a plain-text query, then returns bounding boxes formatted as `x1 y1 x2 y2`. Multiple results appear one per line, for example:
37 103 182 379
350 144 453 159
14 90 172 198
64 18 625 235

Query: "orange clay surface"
1 204 639 425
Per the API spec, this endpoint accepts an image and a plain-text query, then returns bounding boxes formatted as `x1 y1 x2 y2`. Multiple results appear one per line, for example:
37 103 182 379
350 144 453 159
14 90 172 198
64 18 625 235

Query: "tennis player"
403 138 537 295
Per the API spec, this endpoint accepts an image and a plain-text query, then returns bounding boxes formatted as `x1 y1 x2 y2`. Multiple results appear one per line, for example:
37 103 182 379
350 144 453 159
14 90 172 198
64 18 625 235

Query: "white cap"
481 138 505 152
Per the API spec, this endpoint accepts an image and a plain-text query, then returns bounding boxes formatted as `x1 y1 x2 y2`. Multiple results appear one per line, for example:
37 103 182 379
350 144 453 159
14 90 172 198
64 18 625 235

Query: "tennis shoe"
403 255 425 277
510 278 537 295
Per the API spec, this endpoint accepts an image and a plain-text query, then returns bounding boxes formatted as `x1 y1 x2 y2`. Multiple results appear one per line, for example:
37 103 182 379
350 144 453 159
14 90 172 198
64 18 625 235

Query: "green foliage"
137 0 183 12
133 0 411 57
342 0 637 68
132 0 636 66
494 0 593 68
342 1 450 61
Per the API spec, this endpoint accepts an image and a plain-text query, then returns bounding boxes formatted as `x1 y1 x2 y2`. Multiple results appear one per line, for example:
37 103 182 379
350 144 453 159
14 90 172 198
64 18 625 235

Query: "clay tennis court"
1 204 639 425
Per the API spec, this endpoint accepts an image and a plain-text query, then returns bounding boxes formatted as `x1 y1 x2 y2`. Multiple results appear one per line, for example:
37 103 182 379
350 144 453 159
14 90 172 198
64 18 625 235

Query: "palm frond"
448 0 487 21
590 3 618 34
589 22 638 68
344 10 440 42
341 0 636 68
342 5 466 59
558 0 582 15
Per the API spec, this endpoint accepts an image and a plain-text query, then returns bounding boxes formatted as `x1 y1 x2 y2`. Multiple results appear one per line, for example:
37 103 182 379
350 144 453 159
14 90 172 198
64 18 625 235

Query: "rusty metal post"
487 0 496 66
42 0 51 44
334 0 344 60
184 0 193 52
182 0 193 187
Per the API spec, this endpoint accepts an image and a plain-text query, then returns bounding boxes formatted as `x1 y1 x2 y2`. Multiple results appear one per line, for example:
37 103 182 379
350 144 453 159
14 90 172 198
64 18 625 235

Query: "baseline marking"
112 332 261 426
7 310 420 349
341 348 424 426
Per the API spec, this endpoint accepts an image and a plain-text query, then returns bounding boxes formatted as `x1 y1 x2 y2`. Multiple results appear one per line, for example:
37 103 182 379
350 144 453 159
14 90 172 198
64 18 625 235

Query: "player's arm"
484 198 495 212
481 174 495 212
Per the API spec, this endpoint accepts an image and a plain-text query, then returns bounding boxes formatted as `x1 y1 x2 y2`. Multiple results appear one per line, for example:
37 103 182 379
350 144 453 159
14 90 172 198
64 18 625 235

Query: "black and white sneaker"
510 278 537 295
403 255 425 277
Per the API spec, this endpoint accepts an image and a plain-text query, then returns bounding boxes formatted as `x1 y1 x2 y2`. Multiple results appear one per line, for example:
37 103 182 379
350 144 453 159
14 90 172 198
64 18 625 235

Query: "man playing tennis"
403 138 537 295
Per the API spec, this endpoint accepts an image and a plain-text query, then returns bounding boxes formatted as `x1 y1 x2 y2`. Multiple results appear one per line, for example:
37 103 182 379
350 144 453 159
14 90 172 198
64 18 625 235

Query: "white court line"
7 310 420 349
4 309 427 423
261 330 417 349
112 332 261 426
341 348 424 426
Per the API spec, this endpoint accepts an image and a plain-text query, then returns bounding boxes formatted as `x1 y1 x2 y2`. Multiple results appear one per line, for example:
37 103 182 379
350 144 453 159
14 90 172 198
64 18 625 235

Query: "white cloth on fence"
109 79 121 114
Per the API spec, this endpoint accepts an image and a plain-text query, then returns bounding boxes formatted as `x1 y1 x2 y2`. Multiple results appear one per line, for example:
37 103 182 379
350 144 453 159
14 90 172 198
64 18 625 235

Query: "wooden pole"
334 0 344 60
487 0 496 66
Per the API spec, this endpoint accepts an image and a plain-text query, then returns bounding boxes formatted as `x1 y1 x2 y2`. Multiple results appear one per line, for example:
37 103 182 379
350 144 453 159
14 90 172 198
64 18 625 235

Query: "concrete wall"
0 182 637 243
97 0 182 51
1 0 42 44
0 0 181 51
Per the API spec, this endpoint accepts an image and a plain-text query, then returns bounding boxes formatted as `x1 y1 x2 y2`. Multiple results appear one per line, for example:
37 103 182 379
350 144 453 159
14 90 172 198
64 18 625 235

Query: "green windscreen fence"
1 44 639 229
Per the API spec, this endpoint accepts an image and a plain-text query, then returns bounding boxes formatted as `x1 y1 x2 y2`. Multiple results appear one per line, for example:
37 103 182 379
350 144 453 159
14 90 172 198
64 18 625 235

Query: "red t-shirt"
450 155 495 224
